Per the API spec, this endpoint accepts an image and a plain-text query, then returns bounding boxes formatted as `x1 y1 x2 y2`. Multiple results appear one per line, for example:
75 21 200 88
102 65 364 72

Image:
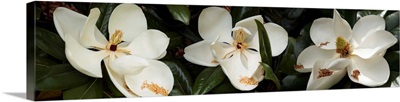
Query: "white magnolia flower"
183 7 288 90
295 10 397 89
53 4 174 97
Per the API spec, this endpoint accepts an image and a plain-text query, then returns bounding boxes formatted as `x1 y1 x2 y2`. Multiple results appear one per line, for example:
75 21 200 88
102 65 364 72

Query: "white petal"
252 66 265 82
310 18 337 50
240 50 262 75
108 4 147 41
296 46 339 72
125 60 174 97
307 59 349 90
264 23 288 56
347 55 390 86
53 7 87 41
80 8 108 48
210 41 236 61
333 10 352 42
110 55 149 75
391 76 400 87
198 7 232 42
104 58 139 97
352 15 385 45
124 30 169 60
219 51 259 91
234 15 264 35
183 40 219 67
155 51 167 60
64 34 108 78
352 30 398 59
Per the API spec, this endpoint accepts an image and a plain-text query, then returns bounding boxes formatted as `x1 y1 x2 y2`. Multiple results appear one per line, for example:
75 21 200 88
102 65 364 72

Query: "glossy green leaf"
35 7 42 20
341 10 357 28
36 64 92 91
36 27 66 61
210 78 238 94
276 37 298 75
260 62 281 90
142 5 169 32
286 8 304 19
281 73 310 91
388 27 399 51
384 51 399 72
167 5 190 25
165 31 184 49
255 19 272 65
89 3 119 38
162 61 193 95
169 88 184 96
192 66 226 95
294 23 313 58
357 10 385 18
63 79 104 99
385 12 399 32
231 7 260 24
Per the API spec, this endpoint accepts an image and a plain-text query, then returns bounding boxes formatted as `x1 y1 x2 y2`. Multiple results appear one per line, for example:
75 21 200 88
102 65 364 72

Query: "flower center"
141 80 168 96
107 30 123 52
239 76 258 86
233 28 248 51
317 69 333 79
335 36 351 58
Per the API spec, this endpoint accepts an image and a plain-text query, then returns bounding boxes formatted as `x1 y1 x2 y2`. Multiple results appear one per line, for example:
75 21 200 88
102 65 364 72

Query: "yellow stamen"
239 76 258 86
106 30 124 51
141 80 168 96
235 29 247 42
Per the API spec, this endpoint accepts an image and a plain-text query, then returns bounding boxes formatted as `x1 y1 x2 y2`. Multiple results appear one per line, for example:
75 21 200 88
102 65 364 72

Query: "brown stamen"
319 41 330 47
239 76 258 86
317 69 333 79
294 64 304 69
141 80 168 96
336 43 351 58
211 60 218 63
351 70 360 80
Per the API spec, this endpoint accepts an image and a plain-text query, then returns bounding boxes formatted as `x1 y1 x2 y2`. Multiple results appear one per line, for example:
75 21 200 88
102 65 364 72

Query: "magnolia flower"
183 7 288 90
53 4 174 97
295 10 397 89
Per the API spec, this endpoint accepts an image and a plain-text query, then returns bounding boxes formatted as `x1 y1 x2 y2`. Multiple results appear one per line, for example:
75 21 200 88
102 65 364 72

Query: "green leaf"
162 61 193 95
357 10 385 18
384 51 399 72
276 37 298 75
255 19 272 65
210 78 238 94
165 31 184 49
281 73 310 90
63 79 104 99
35 7 42 20
286 8 304 19
341 10 357 28
388 27 399 51
169 88 184 96
294 23 313 58
36 64 92 91
260 62 281 90
192 66 226 95
36 27 66 61
89 3 119 38
142 5 169 32
385 12 399 32
231 7 260 24
167 5 190 25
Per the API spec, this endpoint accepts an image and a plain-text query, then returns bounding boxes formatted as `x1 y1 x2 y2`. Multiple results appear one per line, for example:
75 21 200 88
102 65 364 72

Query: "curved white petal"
198 7 232 42
310 18 337 50
296 46 339 72
253 66 265 82
104 58 139 97
347 55 390 86
220 52 259 91
352 15 385 45
110 55 149 75
64 34 109 78
125 60 174 97
235 15 264 35
53 7 87 41
155 51 167 60
307 59 349 90
183 40 219 67
246 29 260 53
264 23 288 56
210 41 236 61
240 50 261 75
80 8 108 48
333 10 352 42
124 30 169 60
108 4 147 41
352 30 397 59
